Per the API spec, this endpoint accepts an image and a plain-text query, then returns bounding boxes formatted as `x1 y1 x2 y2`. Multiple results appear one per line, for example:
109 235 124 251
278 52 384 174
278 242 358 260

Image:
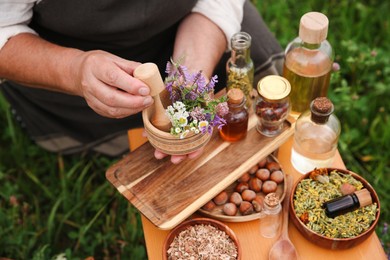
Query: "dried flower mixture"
293 169 378 238
167 224 238 260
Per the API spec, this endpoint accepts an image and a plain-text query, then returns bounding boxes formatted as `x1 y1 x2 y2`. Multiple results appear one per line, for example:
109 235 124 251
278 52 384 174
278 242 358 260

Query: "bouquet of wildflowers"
164 60 229 139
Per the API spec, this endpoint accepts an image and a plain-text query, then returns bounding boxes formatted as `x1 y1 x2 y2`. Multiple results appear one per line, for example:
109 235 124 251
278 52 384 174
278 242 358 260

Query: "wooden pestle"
134 63 172 132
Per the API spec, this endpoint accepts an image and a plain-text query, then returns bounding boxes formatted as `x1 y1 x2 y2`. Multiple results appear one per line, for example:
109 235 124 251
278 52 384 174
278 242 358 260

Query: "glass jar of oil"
283 12 333 117
219 88 249 142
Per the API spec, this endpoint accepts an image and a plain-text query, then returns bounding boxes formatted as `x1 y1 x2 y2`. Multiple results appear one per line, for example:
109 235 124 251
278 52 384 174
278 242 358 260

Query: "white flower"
173 101 186 111
198 120 209 128
178 116 188 127
180 129 190 139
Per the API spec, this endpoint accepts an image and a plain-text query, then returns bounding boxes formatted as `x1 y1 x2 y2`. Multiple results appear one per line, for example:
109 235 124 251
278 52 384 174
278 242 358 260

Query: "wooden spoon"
134 63 171 132
269 174 299 260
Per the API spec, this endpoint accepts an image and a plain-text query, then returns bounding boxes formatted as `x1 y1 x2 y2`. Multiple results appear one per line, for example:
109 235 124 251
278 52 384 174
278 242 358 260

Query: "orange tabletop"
140 136 387 260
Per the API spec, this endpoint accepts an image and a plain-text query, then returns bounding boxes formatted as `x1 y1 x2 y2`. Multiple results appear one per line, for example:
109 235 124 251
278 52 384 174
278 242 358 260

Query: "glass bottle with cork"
283 12 334 117
259 192 282 238
291 97 341 174
219 88 249 142
226 31 254 107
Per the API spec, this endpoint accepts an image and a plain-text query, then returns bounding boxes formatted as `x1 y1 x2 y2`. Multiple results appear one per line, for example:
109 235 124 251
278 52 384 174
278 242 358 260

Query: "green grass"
1 0 390 259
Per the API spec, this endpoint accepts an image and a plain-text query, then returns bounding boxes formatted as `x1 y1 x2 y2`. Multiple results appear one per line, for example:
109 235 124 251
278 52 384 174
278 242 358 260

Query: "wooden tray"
106 114 295 230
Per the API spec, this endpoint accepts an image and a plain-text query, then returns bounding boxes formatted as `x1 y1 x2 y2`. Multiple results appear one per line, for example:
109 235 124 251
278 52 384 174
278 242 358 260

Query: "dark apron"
1 0 283 156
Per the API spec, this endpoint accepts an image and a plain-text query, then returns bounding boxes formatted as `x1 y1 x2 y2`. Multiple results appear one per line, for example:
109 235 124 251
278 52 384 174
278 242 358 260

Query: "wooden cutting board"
106 114 295 230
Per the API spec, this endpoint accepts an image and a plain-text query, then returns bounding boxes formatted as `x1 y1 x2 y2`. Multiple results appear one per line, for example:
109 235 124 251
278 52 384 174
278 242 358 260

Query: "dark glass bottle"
226 32 254 107
219 88 249 142
322 188 372 218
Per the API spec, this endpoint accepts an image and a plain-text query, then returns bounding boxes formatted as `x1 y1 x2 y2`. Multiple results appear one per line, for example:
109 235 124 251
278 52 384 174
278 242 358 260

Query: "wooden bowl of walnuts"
198 154 286 222
163 217 242 260
290 168 380 249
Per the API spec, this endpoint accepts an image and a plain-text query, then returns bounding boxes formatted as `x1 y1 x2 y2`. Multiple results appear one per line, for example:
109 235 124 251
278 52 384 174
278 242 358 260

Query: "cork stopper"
355 189 372 208
299 12 329 44
264 192 280 207
227 88 244 104
310 97 334 124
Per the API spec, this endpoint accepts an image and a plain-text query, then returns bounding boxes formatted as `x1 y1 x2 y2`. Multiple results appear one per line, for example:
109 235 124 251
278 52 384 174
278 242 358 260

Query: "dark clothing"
1 0 283 156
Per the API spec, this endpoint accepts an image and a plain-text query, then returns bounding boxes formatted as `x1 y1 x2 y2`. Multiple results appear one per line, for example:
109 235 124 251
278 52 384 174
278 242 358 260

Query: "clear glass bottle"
283 12 334 117
226 31 254 107
254 75 291 137
259 193 282 238
291 97 341 174
220 88 249 142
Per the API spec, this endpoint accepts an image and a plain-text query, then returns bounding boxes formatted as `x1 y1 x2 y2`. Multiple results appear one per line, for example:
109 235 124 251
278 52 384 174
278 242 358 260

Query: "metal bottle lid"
299 12 329 44
257 75 291 101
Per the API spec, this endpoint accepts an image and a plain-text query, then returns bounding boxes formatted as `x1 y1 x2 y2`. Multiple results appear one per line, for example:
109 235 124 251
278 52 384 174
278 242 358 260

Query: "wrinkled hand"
71 50 153 118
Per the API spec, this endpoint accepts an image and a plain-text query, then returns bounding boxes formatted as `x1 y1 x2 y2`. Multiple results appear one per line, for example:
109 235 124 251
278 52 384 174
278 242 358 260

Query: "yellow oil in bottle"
283 48 332 115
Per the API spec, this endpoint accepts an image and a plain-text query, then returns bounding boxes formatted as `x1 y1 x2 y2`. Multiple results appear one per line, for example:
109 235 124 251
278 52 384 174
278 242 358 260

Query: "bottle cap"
227 88 245 104
355 188 372 207
299 12 329 44
257 75 291 101
310 97 334 124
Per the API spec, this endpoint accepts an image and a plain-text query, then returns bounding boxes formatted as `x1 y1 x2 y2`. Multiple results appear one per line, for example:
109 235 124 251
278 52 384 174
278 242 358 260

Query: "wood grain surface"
106 114 295 229
140 137 387 260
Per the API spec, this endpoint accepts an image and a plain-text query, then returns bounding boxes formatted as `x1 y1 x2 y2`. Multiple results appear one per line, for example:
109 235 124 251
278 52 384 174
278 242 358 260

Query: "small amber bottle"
220 88 249 142
322 188 372 218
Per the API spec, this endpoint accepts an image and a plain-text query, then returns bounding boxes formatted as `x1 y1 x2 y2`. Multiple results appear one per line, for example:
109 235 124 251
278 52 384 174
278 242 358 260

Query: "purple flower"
185 91 198 101
215 102 229 117
190 107 206 121
211 114 227 130
165 61 174 75
205 75 218 93
190 71 207 94
382 222 388 235
332 62 340 72
163 60 229 137
177 65 189 83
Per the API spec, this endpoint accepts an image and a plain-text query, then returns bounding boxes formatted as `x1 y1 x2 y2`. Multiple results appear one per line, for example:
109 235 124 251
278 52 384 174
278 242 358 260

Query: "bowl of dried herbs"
163 217 241 260
289 168 380 249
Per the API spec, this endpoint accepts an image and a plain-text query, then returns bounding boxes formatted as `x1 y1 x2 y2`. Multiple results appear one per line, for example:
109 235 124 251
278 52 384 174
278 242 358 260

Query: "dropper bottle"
323 188 372 218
